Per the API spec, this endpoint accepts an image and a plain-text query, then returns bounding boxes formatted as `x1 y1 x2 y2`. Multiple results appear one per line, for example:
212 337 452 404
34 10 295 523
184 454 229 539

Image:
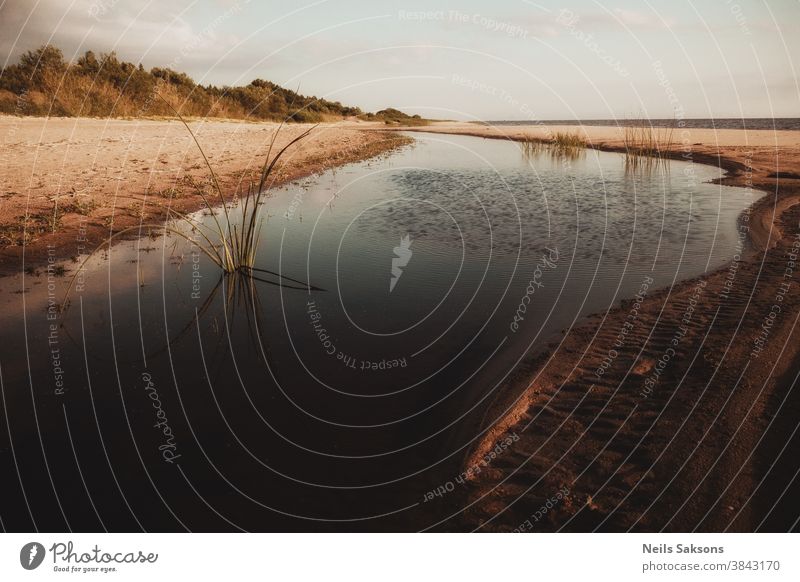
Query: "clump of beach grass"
519 130 587 162
60 94 315 310
551 131 586 149
622 121 675 173
550 131 586 160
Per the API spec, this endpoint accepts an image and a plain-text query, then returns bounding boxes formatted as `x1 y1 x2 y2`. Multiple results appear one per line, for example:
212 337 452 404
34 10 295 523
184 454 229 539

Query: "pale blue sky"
2 0 798 119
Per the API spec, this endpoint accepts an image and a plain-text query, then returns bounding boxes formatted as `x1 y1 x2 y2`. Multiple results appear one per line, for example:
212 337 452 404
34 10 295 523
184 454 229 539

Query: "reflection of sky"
1 0 797 119
0 132 754 336
0 133 757 464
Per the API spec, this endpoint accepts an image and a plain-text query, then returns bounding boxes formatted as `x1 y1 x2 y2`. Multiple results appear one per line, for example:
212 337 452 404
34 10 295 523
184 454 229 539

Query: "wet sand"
406 122 800 532
0 116 407 274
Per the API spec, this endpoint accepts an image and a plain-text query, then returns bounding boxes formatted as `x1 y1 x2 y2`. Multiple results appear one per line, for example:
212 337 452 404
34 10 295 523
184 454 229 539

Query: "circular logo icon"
20 542 46 570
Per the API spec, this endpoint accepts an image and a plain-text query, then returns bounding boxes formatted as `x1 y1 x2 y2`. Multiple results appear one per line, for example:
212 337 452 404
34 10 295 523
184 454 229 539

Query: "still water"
0 133 754 531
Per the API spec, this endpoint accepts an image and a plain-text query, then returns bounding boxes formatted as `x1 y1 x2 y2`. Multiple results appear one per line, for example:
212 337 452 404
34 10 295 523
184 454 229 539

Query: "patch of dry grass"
519 131 587 162
623 122 675 173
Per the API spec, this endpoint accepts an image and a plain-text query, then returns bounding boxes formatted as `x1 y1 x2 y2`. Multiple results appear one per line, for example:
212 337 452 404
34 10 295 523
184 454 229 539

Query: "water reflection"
519 138 586 163
0 132 755 532
623 151 671 176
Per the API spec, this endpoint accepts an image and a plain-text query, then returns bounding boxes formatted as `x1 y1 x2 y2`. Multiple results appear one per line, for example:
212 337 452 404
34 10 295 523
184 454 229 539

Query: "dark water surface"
0 133 755 531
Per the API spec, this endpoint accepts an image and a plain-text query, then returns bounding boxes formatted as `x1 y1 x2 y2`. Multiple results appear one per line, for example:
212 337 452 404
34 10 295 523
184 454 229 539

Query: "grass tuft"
551 131 586 149
519 130 586 162
60 94 314 310
622 120 675 173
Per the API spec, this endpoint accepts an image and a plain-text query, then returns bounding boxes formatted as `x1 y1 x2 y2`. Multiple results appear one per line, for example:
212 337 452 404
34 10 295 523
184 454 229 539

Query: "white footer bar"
1 533 796 581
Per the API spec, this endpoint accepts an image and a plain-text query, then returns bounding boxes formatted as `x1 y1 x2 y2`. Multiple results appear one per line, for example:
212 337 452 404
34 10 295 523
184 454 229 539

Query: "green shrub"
0 44 386 122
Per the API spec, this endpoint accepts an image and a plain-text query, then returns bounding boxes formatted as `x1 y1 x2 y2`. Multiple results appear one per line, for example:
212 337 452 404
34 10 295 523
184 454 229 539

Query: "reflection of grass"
520 139 546 158
550 131 586 160
552 131 586 149
520 131 586 162
138 268 320 362
623 122 674 174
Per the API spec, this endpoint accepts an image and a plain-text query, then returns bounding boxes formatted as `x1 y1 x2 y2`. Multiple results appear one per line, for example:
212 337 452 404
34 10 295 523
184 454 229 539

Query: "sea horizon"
484 117 800 130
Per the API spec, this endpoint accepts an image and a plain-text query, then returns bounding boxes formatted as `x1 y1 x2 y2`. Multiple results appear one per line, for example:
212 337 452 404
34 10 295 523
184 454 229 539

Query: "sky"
1 0 798 120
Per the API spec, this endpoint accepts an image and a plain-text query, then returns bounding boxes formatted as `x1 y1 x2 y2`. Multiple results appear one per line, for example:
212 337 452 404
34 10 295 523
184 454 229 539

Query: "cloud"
0 0 234 68
554 6 677 32
613 8 652 27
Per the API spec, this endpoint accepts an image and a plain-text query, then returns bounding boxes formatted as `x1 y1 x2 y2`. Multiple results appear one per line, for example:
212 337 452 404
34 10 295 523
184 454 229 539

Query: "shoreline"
405 122 800 531
3 116 799 531
0 116 409 276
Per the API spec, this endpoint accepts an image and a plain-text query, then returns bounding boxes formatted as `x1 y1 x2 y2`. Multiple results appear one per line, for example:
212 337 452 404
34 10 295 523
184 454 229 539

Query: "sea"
486 118 800 130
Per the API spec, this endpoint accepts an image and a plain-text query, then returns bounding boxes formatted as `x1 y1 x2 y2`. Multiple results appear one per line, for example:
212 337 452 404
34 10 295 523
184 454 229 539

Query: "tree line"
0 45 403 123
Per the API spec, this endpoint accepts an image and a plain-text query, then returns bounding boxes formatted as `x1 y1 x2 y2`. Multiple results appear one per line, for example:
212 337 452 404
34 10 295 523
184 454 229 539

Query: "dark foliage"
0 45 368 122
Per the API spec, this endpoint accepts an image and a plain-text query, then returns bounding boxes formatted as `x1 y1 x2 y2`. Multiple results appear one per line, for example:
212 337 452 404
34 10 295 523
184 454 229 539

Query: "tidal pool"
0 132 755 531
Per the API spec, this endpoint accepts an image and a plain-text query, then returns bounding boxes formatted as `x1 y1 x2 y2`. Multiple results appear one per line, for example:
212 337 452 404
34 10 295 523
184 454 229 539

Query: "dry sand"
0 115 407 273
402 120 800 149
404 122 800 532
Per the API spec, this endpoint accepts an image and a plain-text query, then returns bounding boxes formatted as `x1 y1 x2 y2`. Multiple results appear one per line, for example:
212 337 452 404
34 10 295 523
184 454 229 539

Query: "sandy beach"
2 116 799 532
4 0 800 567
401 120 800 149
0 116 407 274
401 122 800 531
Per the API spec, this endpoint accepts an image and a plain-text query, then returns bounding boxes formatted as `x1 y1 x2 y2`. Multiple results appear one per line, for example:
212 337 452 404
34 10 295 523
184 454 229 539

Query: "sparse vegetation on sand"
0 45 421 123
551 131 586 149
622 122 675 172
518 123 675 171
520 130 586 160
61 96 312 310
0 205 66 246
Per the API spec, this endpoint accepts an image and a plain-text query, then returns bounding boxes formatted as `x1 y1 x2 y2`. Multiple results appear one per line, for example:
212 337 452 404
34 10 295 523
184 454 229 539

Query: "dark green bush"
0 44 369 121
